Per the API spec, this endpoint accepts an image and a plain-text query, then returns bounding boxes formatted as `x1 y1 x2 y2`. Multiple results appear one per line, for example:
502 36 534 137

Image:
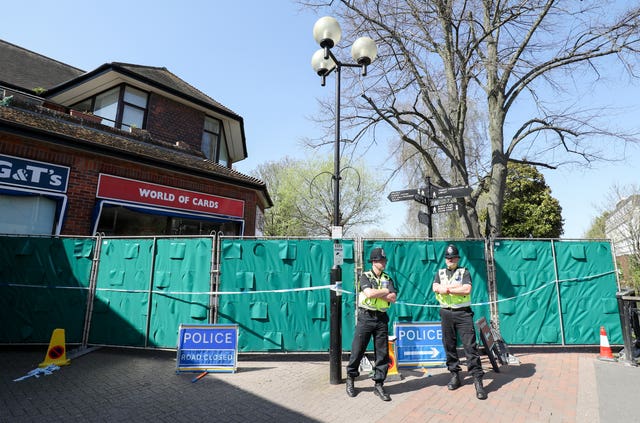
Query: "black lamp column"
311 16 378 385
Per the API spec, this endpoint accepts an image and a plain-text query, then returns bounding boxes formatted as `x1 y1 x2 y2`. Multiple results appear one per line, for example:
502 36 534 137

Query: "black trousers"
439 307 484 378
346 309 389 383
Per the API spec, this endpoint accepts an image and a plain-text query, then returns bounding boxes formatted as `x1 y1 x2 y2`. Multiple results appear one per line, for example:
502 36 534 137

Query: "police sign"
394 322 446 367
176 324 238 373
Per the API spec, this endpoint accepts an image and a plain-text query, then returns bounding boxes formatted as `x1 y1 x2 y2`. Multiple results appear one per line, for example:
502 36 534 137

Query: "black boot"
474 377 487 400
373 383 391 401
346 376 356 397
447 372 461 390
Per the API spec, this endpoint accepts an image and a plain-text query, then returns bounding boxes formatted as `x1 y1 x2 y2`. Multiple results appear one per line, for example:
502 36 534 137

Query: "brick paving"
0 346 623 423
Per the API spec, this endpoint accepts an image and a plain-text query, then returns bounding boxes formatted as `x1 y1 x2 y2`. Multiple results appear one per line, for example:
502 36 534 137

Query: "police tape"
83 284 344 295
397 270 617 308
1 269 616 308
13 364 60 382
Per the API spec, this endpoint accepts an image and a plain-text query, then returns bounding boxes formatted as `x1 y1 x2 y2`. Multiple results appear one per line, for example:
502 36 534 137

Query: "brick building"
0 39 271 236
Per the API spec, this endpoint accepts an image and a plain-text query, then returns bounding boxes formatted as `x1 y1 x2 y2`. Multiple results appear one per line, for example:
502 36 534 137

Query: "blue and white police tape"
2 269 616 310
13 364 61 382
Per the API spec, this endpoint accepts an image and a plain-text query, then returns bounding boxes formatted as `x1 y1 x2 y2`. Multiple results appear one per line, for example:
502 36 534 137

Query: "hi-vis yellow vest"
358 271 391 312
435 267 471 308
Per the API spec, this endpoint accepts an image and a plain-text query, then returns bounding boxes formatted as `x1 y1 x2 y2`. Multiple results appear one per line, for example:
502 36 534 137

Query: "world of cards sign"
176 324 238 373
393 322 446 368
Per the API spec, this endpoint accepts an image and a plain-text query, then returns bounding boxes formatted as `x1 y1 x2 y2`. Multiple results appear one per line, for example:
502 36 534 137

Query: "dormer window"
202 116 230 167
71 85 148 130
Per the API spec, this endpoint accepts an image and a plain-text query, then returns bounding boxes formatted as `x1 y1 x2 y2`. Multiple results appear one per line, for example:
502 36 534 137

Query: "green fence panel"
89 238 154 347
0 237 93 344
0 235 621 351
148 238 213 348
217 239 355 352
494 240 561 344
553 240 621 344
358 240 490 347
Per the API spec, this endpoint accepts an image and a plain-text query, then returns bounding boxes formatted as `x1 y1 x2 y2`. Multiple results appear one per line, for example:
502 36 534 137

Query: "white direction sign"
387 189 418 202
431 202 459 214
432 185 471 199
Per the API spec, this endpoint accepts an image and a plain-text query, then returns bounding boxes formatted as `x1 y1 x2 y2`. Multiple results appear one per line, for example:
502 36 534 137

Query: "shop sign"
97 174 244 218
0 154 69 193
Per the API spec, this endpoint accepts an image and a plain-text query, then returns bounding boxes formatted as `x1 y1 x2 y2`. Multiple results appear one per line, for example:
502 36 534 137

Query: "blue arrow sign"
394 322 446 367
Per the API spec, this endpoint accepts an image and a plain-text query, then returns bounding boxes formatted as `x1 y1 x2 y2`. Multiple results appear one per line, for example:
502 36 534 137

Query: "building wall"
606 195 640 257
0 133 259 235
146 93 205 151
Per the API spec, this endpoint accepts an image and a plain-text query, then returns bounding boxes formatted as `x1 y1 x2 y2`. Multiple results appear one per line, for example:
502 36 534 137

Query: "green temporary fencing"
0 236 622 350
554 241 621 344
88 238 154 347
148 238 212 347
493 239 621 345
361 239 491 328
0 236 94 343
88 237 213 348
217 238 356 352
216 239 489 353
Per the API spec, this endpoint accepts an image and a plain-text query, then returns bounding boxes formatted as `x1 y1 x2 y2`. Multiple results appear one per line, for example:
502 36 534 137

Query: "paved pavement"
2 346 639 422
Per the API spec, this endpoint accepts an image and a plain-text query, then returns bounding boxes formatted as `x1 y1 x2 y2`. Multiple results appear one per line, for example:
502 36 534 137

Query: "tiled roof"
0 39 85 90
113 63 241 119
0 39 268 205
0 99 267 192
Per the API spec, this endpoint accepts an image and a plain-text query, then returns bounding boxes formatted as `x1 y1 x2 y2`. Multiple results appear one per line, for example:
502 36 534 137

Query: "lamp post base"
329 265 342 384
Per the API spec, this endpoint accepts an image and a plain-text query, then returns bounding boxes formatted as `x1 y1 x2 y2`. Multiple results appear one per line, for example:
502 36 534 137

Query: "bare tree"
303 0 640 237
253 156 384 236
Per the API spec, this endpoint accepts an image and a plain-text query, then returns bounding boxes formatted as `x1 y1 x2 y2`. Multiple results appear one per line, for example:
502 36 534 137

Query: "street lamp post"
311 16 377 385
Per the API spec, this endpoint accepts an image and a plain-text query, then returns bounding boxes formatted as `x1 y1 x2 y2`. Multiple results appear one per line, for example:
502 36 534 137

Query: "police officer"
345 247 397 401
432 244 487 400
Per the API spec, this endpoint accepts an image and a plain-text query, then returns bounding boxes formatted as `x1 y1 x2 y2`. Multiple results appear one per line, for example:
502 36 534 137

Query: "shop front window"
0 195 56 235
95 205 241 236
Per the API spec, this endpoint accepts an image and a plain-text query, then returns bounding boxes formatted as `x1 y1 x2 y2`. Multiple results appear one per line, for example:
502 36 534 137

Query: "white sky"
2 0 639 238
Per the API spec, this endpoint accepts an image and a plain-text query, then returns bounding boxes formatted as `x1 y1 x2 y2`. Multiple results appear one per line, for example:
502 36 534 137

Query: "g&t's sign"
0 154 69 193
176 324 238 373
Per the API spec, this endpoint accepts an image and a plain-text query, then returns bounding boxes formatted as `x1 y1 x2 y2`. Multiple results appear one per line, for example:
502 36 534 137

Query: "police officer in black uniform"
432 244 487 400
345 247 397 401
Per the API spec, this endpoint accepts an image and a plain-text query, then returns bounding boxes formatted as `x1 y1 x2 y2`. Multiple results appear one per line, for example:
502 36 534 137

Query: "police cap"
369 248 387 262
445 244 460 259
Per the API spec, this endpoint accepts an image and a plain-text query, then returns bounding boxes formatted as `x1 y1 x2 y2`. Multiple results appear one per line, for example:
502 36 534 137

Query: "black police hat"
369 248 387 262
445 244 459 258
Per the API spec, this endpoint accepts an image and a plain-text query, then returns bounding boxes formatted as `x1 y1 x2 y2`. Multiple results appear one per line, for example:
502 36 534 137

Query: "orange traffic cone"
386 336 402 381
598 326 615 361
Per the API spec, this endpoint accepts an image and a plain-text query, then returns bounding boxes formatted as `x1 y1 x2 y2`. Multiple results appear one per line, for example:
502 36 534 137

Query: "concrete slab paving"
1 346 636 422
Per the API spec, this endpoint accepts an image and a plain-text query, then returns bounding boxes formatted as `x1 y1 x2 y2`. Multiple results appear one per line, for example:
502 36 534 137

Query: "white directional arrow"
404 347 441 358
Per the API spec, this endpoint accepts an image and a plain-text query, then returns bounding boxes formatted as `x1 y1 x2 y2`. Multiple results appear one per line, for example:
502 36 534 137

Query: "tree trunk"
486 104 507 238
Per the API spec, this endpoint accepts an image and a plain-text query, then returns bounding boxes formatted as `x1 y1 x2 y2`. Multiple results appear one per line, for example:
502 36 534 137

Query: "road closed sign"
394 322 446 367
176 324 238 373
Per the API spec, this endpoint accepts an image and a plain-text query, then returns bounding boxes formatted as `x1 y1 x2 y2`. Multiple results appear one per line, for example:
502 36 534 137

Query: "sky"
2 0 639 238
